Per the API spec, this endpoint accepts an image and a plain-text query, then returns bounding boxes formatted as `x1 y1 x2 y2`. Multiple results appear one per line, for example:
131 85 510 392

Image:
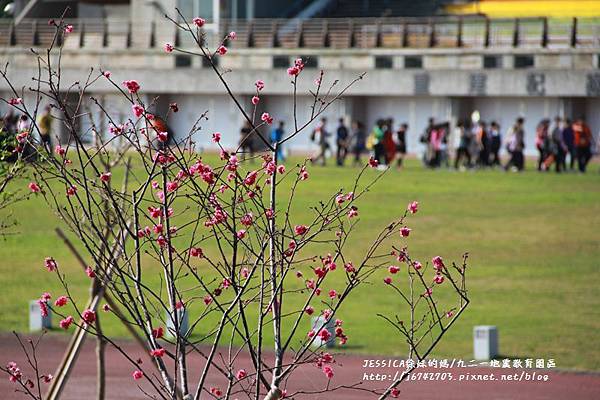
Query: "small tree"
1 12 469 400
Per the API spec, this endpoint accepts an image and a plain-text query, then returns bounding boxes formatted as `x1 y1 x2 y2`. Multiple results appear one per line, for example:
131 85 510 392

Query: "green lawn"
1 157 599 371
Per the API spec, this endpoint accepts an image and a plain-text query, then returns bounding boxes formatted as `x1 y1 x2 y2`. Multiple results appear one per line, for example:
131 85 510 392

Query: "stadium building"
1 0 599 155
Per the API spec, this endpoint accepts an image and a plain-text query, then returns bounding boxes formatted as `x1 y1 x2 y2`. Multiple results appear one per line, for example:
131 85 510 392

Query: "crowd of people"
237 114 596 173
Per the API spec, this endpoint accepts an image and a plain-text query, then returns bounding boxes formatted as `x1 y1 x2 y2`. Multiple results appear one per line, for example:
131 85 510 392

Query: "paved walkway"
1 334 599 399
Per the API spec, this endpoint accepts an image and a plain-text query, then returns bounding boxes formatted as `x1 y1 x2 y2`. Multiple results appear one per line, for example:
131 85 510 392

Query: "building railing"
0 16 598 50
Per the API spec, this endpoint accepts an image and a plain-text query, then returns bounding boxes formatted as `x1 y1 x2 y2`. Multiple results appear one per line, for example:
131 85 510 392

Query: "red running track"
1 334 598 399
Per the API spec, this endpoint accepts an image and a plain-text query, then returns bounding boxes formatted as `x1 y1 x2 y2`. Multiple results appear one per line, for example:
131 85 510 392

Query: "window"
201 56 217 68
514 55 534 69
300 55 318 68
375 56 393 69
273 56 290 69
175 55 192 68
404 56 422 69
483 55 502 69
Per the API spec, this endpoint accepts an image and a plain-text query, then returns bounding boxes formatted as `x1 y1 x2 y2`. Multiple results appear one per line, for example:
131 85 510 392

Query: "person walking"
489 121 502 167
270 121 286 162
396 123 408 168
239 120 255 161
562 118 575 170
504 117 526 172
573 117 593 172
371 119 385 166
550 116 566 173
453 121 471 170
350 120 366 166
535 119 549 171
383 118 396 166
420 117 435 166
475 121 490 167
335 117 349 166
311 117 330 166
37 105 53 151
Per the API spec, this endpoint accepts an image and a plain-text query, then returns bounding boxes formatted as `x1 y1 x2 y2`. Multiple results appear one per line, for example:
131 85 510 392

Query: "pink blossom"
307 329 316 338
164 43 174 53
294 225 308 236
217 45 228 55
261 112 273 125
391 387 400 398
152 326 164 339
287 66 300 76
347 206 358 219
251 96 260 105
432 256 445 270
102 71 111 78
210 387 222 397
400 226 411 237
132 370 143 380
237 229 246 239
446 310 454 318
164 182 178 193
156 235 167 247
328 289 337 299
322 365 334 379
64 25 74 34
388 265 400 274
28 182 40 193
54 145 66 156
277 165 285 174
368 156 379 168
212 132 221 143
228 31 237 40
148 206 162 218
192 17 205 27
54 296 68 307
203 295 213 305
99 172 111 183
42 374 53 383
408 201 419 214
344 262 355 273
59 316 73 330
37 298 49 317
243 170 258 185
434 274 445 284
241 212 253 226
8 97 23 106
86 266 95 278
236 369 246 380
169 102 178 112
157 131 168 142
82 309 96 324
44 257 57 272
318 328 331 342
241 267 250 279
66 185 77 196
150 348 165 358
299 166 309 180
383 276 393 285
255 80 265 91
413 261 422 270
102 304 111 312
265 208 274 219
304 306 314 315
132 104 144 118
122 80 140 94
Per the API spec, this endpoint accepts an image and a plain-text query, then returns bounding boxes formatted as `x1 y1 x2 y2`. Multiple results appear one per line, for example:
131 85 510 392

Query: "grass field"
0 157 599 371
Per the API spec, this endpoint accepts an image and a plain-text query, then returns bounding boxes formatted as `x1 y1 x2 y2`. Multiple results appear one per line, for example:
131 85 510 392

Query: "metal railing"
0 16 598 50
